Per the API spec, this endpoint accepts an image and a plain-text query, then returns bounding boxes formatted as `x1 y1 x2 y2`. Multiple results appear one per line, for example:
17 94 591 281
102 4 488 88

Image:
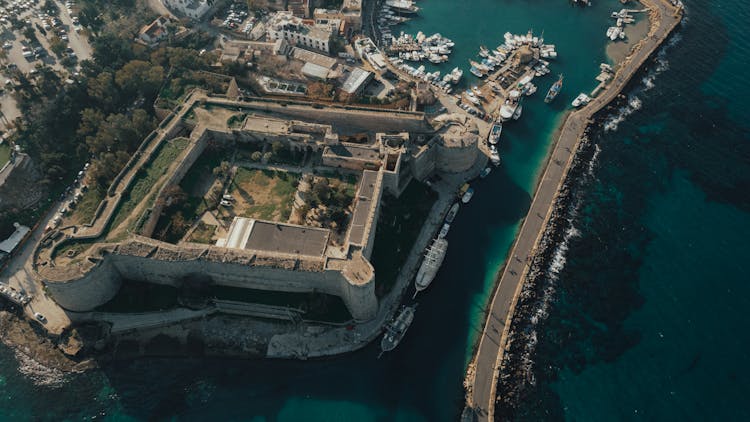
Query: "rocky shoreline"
493 59 669 417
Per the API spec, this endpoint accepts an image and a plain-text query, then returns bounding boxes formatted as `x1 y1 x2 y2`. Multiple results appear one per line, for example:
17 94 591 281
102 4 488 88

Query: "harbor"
0 0 696 419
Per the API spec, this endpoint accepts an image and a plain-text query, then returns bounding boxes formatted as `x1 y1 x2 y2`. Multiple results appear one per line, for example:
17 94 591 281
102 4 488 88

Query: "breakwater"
464 0 684 419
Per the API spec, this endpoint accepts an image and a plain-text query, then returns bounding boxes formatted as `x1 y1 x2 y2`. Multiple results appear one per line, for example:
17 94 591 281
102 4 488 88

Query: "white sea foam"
605 30 682 132
13 349 67 387
587 144 602 177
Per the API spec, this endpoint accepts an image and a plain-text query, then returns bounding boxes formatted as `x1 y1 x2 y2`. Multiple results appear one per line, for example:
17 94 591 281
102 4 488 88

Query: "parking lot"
0 0 92 129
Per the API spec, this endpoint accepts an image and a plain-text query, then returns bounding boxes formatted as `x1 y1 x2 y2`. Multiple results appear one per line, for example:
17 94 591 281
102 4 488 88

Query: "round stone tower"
434 119 480 173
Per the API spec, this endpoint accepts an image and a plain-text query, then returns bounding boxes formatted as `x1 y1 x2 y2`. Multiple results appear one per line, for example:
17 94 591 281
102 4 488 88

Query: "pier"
463 0 683 419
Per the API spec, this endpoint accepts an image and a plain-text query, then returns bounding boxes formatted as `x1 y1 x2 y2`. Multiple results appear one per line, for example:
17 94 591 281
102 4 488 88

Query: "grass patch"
52 238 97 260
0 143 10 167
228 168 298 222
109 138 190 234
186 221 216 244
370 181 437 297
70 187 105 225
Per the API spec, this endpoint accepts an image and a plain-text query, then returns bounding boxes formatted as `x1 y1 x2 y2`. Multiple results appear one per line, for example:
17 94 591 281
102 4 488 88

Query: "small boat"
445 203 459 223
469 67 485 78
479 45 490 58
380 305 416 354
490 145 501 166
480 167 492 178
512 104 523 120
544 74 563 104
488 122 502 145
524 83 537 96
572 93 591 108
499 102 517 121
462 187 474 203
438 223 450 239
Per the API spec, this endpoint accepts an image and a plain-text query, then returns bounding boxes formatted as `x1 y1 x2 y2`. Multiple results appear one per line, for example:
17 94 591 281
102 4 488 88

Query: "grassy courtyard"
226 168 299 222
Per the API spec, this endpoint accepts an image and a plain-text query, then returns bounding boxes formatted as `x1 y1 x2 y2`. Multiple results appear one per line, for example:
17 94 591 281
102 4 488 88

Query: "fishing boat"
445 203 459 223
488 122 503 145
380 305 416 354
544 74 563 103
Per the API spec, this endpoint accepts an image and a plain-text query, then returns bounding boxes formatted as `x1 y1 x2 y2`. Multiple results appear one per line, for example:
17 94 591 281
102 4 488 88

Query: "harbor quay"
462 0 684 420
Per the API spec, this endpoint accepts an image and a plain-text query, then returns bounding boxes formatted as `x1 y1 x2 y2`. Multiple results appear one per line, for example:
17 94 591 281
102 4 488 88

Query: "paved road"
464 1 683 419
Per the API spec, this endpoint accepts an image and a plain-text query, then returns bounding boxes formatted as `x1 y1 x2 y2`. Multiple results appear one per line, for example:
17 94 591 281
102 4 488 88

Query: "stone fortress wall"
45 239 377 320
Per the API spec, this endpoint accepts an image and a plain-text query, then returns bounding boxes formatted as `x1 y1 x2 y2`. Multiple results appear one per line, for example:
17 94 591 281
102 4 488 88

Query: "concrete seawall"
463 1 683 419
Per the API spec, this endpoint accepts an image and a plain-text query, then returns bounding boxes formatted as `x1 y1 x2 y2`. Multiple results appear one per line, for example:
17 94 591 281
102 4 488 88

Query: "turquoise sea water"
2 0 749 419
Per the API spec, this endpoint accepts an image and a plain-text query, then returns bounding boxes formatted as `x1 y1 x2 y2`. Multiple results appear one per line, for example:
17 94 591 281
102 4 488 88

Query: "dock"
463 0 683 419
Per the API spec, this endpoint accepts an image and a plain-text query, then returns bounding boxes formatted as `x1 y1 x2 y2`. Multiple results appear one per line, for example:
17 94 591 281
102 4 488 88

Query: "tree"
271 140 284 156
313 180 330 204
251 151 262 161
49 36 66 58
87 71 119 106
262 152 272 163
88 151 130 187
163 184 186 208
23 26 36 43
212 161 231 181
115 60 164 99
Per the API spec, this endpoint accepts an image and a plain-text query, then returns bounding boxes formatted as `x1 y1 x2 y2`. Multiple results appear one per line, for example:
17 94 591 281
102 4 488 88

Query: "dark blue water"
2 0 748 419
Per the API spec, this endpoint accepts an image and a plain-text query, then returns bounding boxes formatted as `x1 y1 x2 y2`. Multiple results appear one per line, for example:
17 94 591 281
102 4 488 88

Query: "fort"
13 90 483 357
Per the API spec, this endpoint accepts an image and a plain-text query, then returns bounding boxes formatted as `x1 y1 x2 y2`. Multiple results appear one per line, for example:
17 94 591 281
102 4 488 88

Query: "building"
340 67 373 96
266 11 333 54
0 223 30 255
313 8 345 35
163 0 211 20
286 0 310 18
137 16 170 47
301 62 331 80
218 38 291 65
340 0 363 35
354 37 386 70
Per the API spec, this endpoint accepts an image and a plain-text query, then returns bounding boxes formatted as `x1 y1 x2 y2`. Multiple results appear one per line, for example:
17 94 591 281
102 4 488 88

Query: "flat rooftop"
223 218 330 257
242 115 290 134
325 143 380 162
